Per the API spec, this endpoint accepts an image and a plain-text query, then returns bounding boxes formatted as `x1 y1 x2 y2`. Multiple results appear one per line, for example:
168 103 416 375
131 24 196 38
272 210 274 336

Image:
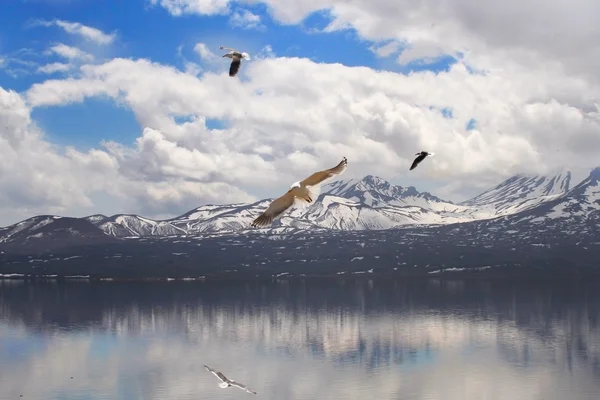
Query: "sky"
1 0 599 226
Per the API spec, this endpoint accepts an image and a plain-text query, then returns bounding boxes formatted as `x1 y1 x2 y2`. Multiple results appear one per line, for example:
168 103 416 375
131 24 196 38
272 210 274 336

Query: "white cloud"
152 0 600 82
369 41 402 58
37 62 72 74
2 0 600 225
229 9 265 30
193 42 218 61
46 43 94 61
20 54 600 218
30 19 116 45
254 45 276 60
147 0 232 16
0 86 255 225
0 88 94 217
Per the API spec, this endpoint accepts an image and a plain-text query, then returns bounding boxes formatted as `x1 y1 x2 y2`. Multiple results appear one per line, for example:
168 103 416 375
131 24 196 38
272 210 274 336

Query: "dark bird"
251 157 348 228
204 365 257 395
220 46 251 77
409 151 435 171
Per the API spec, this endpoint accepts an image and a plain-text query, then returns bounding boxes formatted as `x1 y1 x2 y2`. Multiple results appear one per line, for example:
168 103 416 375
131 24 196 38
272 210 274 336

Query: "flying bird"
220 46 251 77
409 151 434 171
204 365 257 395
251 157 348 228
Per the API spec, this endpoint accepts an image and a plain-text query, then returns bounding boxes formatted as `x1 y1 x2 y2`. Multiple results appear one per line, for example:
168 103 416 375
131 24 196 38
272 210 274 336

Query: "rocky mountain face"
1 168 599 279
461 167 573 217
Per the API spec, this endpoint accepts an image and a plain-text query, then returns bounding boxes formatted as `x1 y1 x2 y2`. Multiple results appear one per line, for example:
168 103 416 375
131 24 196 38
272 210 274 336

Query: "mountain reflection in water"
1 278 599 399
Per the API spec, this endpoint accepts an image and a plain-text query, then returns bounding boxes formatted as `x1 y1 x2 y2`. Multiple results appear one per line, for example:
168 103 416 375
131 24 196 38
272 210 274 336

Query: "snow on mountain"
524 167 600 222
460 167 572 218
325 175 456 210
281 195 467 230
1 169 595 241
0 215 112 250
84 214 107 223
0 215 62 243
160 176 475 233
168 203 264 233
95 214 185 237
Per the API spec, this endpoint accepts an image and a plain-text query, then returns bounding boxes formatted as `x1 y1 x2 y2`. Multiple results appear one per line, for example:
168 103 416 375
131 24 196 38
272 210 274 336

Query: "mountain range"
1 167 599 279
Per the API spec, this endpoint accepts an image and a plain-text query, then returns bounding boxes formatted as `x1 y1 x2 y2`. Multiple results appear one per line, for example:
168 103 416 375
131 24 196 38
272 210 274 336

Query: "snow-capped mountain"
167 202 268 233
0 215 115 251
461 168 572 217
325 175 450 208
2 168 600 278
0 168 594 242
510 167 600 224
91 175 476 236
97 214 185 237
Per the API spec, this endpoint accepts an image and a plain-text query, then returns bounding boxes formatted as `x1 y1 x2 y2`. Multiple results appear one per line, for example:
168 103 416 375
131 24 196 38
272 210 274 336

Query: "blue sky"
0 0 458 152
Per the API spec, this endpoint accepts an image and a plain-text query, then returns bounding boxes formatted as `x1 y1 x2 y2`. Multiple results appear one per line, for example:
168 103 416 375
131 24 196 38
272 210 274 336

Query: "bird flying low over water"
220 46 251 77
204 365 257 395
409 151 434 171
251 157 348 228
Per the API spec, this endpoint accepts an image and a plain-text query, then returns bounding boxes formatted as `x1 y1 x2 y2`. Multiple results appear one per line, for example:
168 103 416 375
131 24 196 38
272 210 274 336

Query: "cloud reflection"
1 279 599 399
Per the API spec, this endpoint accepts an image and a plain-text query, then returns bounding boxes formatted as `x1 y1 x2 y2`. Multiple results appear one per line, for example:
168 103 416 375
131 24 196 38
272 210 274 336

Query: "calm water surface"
1 279 599 400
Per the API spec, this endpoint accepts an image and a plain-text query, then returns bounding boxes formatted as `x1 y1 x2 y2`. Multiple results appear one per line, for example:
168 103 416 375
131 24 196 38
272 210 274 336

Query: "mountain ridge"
0 167 596 242
2 167 600 279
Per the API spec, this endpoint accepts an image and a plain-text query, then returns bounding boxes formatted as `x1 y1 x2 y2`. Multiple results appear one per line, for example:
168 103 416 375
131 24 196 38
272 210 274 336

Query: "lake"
1 278 599 399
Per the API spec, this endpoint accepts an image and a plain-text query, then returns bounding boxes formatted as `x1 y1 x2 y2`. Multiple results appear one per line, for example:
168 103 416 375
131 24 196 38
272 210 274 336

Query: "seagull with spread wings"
251 157 348 228
409 151 435 171
220 46 251 77
204 365 257 395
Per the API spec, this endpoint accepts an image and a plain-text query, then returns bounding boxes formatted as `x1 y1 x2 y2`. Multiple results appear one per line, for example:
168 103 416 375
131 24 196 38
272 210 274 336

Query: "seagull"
220 46 251 77
409 151 434 171
251 157 348 228
204 365 257 395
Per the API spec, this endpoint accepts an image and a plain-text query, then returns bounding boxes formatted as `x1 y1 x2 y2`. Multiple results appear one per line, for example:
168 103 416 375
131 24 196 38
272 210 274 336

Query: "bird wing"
251 190 296 228
230 381 257 394
409 154 425 170
299 157 348 189
204 365 229 383
229 58 242 77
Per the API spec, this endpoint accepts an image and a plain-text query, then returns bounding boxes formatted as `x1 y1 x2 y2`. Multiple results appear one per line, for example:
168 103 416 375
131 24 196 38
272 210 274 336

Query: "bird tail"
306 185 321 203
294 186 319 206
251 214 273 228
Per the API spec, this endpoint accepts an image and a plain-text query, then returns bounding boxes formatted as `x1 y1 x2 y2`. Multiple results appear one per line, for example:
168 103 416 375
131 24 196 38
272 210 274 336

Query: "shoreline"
2 270 600 283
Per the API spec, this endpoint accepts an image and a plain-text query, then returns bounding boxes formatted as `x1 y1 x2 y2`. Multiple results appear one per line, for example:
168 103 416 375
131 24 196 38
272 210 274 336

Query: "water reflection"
1 279 599 399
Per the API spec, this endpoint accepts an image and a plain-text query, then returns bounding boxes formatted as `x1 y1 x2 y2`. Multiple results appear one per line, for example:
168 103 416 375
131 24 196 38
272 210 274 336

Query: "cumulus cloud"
1 0 599 225
0 88 93 218
0 86 255 225
151 0 600 83
29 19 116 45
23 53 600 201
